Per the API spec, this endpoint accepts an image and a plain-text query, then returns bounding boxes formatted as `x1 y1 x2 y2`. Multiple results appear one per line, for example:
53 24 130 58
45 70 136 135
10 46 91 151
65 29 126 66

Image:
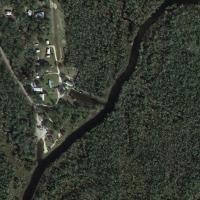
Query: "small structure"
4 9 12 16
35 11 45 19
31 82 43 92
39 94 45 101
33 88 43 92
46 47 51 58
46 40 50 45
64 80 74 88
27 9 33 17
48 80 53 88
31 82 36 88
66 75 74 81
36 48 40 53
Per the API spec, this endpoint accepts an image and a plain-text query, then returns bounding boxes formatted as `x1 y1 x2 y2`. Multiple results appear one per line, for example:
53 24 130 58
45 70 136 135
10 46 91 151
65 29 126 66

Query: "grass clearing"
50 0 66 61
39 73 59 104
60 65 78 79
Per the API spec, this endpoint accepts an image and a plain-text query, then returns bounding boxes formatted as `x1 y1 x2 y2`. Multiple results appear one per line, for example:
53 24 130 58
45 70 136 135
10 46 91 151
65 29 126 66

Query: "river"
22 0 199 199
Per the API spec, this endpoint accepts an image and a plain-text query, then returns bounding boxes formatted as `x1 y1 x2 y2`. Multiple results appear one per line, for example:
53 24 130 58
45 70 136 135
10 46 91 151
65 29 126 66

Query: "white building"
35 11 45 19
39 94 45 101
36 48 40 53
46 47 51 58
27 9 33 16
5 10 12 16
31 82 36 88
48 80 53 88
64 80 74 88
46 40 50 45
33 88 43 92
31 82 43 92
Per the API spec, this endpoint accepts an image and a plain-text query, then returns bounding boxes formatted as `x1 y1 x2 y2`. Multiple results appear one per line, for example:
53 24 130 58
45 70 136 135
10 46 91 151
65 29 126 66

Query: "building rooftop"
64 80 74 88
48 80 53 88
27 9 33 16
5 10 12 16
34 88 43 92
35 11 45 19
46 47 51 57
36 48 41 53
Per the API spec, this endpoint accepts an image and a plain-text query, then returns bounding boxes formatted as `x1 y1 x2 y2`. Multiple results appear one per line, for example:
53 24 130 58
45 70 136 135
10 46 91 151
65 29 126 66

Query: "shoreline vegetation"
23 0 200 199
0 0 199 199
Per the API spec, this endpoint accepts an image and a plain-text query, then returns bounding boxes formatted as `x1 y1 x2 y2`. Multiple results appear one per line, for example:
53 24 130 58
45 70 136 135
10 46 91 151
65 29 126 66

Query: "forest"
0 0 50 84
0 60 37 199
0 60 36 163
0 0 200 199
34 3 200 200
0 1 52 198
61 0 163 96
38 98 98 133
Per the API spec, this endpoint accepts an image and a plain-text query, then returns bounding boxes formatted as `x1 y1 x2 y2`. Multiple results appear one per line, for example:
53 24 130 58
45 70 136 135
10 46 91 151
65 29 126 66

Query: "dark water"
68 89 105 107
36 139 44 161
23 0 199 199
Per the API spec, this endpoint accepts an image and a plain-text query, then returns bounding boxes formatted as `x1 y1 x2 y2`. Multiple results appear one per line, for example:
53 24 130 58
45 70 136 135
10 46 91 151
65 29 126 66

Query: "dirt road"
0 47 34 105
50 0 65 61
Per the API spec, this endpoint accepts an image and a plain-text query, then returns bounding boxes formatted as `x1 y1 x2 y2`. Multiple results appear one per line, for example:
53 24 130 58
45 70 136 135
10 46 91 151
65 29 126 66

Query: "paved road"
0 47 34 105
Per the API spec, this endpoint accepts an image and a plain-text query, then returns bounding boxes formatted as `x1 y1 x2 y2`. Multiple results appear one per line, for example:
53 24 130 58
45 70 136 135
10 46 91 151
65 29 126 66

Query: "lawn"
50 0 66 61
34 40 58 73
40 73 59 104
60 65 78 80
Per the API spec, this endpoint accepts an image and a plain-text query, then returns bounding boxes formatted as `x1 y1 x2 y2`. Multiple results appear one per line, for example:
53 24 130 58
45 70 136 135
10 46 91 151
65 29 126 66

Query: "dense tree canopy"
1 1 200 199
0 60 37 199
61 0 163 96
0 60 36 163
34 3 200 200
0 0 50 83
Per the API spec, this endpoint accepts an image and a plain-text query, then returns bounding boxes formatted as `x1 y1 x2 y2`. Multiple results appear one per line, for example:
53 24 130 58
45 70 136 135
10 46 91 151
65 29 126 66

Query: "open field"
50 0 66 61
39 73 59 104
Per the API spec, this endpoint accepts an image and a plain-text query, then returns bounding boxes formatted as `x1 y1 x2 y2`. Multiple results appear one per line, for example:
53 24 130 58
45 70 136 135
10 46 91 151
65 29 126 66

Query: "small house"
35 11 45 19
31 82 37 88
5 10 12 16
46 40 50 45
48 80 53 88
27 9 33 17
36 48 40 53
64 80 74 88
39 94 45 101
31 82 43 92
46 47 51 58
34 88 43 92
